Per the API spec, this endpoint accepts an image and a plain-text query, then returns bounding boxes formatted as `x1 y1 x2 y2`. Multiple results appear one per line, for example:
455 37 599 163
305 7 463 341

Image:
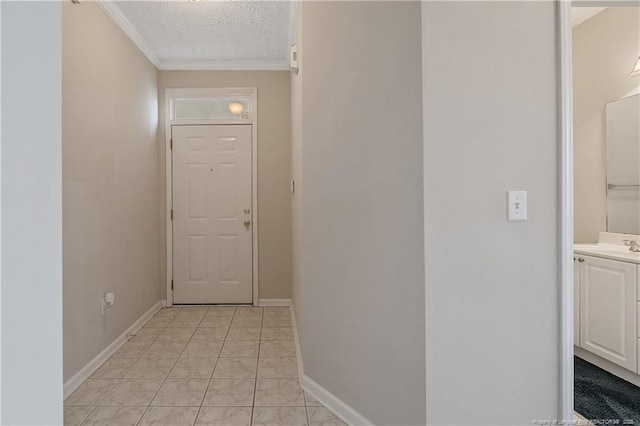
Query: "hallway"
63 306 344 426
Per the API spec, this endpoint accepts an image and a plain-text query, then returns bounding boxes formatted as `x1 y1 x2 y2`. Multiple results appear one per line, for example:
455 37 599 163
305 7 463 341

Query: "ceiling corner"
96 0 161 68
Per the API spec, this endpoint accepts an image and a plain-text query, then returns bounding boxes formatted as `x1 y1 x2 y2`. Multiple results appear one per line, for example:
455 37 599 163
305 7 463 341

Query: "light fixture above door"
228 102 245 116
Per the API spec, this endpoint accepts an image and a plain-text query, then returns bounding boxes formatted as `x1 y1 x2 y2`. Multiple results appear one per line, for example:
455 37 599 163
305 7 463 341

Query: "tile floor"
64 306 346 426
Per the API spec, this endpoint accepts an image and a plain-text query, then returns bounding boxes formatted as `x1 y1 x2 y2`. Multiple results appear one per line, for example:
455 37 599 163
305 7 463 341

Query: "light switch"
507 190 527 221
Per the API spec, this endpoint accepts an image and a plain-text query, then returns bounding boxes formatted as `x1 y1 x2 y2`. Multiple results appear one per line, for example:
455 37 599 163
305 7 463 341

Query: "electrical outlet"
101 292 115 316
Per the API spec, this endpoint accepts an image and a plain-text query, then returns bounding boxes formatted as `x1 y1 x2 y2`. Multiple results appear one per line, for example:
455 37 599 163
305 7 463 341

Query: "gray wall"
158 71 292 301
573 7 640 243
292 2 426 424
63 2 161 382
423 2 559 424
1 2 64 424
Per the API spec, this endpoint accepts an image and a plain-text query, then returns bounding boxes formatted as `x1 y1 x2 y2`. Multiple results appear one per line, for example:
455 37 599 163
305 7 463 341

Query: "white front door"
172 125 253 304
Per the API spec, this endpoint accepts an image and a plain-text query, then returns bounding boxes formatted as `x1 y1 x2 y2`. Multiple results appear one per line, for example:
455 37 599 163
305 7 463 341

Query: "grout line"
250 308 264 426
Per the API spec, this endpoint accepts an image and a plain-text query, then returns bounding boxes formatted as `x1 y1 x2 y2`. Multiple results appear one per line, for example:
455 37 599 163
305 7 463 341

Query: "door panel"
173 125 252 304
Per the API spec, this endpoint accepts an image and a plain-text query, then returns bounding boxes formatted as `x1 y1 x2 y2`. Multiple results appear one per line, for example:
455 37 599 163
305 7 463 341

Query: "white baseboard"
290 302 373 426
301 374 374 426
290 304 304 389
161 299 167 308
63 300 163 399
258 298 292 307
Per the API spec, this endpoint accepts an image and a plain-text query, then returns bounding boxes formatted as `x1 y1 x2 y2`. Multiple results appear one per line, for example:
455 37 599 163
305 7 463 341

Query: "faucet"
623 240 640 252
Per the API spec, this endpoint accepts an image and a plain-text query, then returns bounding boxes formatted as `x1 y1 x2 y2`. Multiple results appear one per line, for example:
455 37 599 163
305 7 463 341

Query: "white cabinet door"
574 257 580 347
579 255 637 371
172 125 253 304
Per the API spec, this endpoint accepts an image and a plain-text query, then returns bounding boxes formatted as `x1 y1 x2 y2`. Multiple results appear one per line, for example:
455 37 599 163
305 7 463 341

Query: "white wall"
292 2 425 424
63 2 160 382
423 2 559 424
1 3 63 424
573 7 640 242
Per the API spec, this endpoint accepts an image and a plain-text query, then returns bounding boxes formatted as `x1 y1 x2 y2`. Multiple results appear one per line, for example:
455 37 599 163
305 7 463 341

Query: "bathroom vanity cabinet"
574 255 637 372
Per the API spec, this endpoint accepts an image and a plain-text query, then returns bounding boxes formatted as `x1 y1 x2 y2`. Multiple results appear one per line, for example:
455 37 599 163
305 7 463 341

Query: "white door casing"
579 255 637 372
172 124 253 304
574 257 580 347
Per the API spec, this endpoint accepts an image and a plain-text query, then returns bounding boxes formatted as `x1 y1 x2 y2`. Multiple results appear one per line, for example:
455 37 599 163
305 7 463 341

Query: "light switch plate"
508 190 527 221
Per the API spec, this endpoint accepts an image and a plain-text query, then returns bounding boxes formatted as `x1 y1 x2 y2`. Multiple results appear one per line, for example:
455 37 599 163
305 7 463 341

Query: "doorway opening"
165 88 259 306
561 2 640 421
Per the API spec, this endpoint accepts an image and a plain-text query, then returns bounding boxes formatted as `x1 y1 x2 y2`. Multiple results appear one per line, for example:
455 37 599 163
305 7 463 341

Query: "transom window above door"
168 88 256 122
172 96 252 120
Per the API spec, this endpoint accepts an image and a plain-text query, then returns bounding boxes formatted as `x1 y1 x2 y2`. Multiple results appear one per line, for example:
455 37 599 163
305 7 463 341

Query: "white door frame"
165 87 259 307
558 0 574 419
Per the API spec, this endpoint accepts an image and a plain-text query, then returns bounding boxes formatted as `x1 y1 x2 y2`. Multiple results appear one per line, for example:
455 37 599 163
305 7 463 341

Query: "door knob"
244 220 251 227
244 209 250 214
578 258 585 263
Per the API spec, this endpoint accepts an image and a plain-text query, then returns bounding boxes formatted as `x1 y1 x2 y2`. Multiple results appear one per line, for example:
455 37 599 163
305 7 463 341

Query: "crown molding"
159 60 290 71
96 0 161 68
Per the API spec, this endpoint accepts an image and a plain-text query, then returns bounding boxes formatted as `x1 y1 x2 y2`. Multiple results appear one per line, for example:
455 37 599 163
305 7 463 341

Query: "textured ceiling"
103 0 295 70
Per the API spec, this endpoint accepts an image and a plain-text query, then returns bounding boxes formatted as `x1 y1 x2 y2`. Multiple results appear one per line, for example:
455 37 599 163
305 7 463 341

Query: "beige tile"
182 340 224 358
142 340 187 358
262 315 292 327
220 340 259 358
213 358 258 378
112 339 152 358
80 406 146 426
195 407 252 426
153 308 181 318
124 356 177 379
191 327 229 341
155 327 196 342
231 316 262 328
100 379 163 406
169 356 218 378
91 357 136 379
206 306 236 317
251 407 307 426
263 307 290 315
179 307 208 315
226 327 261 341
260 327 293 341
63 406 94 425
257 357 298 379
64 379 118 406
259 341 296 358
254 379 304 407
202 379 255 406
144 317 172 328
234 307 263 318
199 316 233 328
307 407 346 426
138 407 199 426
129 327 163 342
167 315 203 328
151 378 209 406
304 392 322 407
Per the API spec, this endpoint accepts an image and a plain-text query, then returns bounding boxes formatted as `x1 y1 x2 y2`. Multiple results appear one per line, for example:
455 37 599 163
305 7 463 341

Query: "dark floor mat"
575 356 640 424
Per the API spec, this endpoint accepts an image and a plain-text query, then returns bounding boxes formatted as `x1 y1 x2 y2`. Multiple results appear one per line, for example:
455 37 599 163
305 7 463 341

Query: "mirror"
605 93 640 234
